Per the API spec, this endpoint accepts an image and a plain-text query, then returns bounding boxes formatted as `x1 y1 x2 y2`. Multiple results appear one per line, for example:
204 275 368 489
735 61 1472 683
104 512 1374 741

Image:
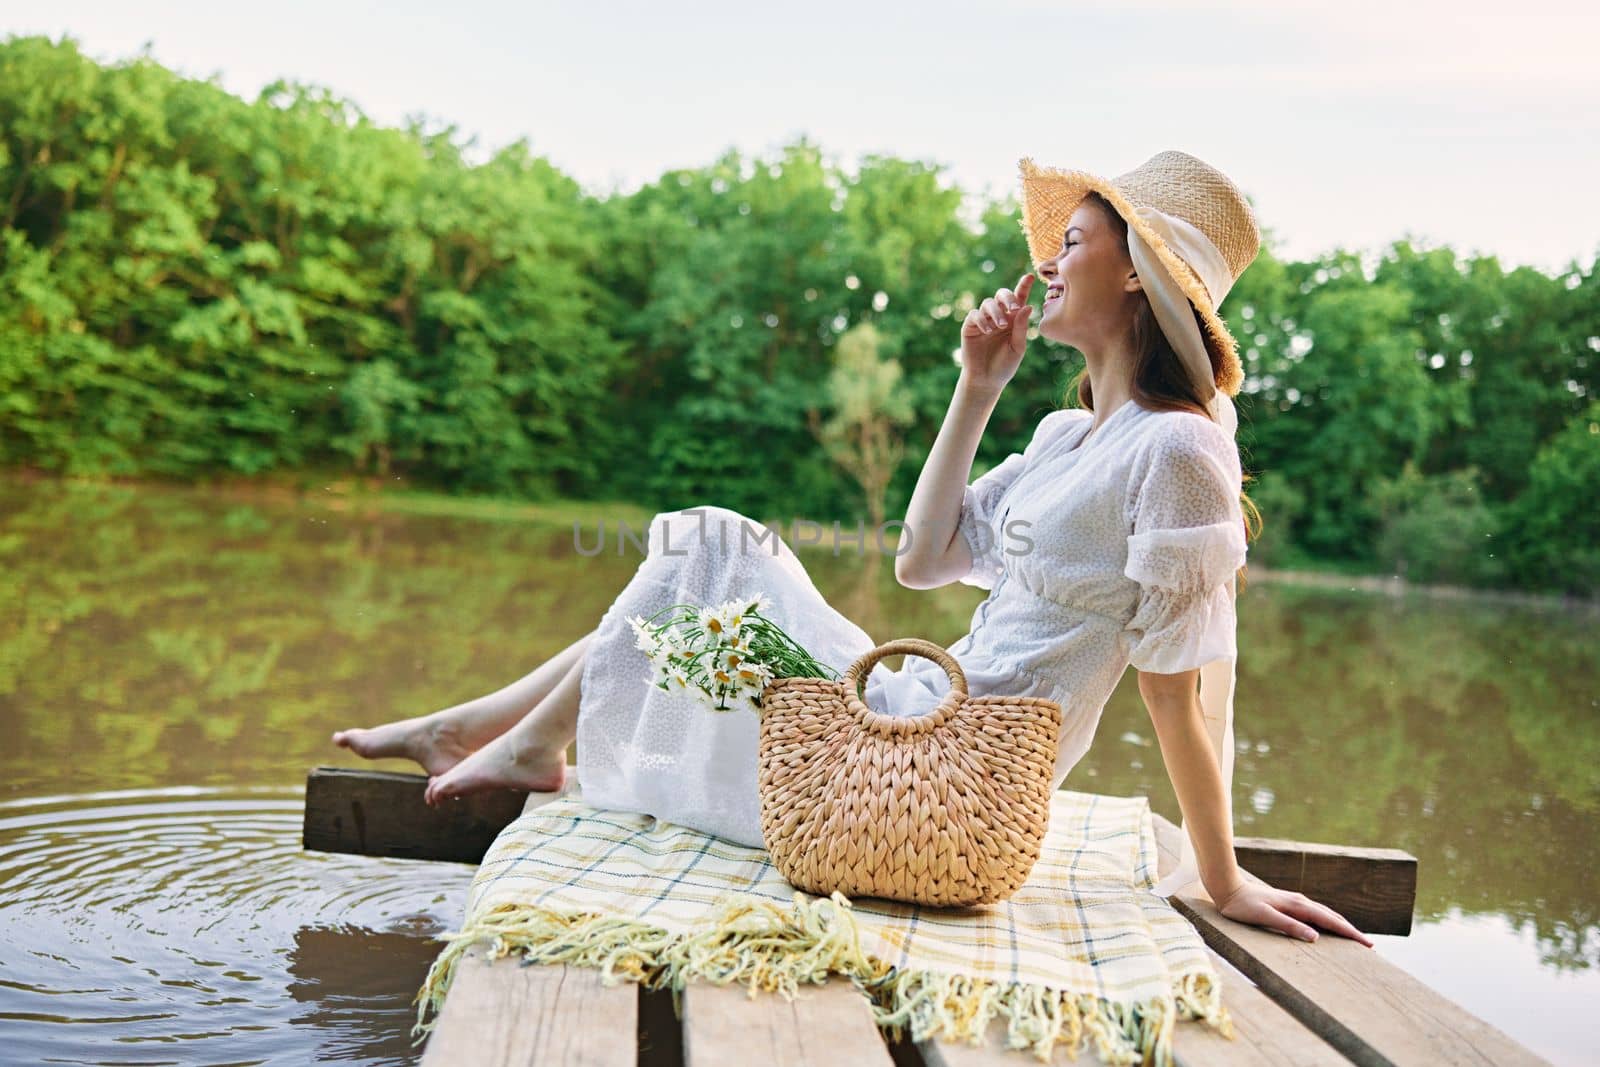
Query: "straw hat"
1017 150 1260 397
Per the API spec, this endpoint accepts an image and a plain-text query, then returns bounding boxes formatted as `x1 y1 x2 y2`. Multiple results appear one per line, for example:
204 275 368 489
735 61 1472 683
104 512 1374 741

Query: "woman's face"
1034 200 1142 350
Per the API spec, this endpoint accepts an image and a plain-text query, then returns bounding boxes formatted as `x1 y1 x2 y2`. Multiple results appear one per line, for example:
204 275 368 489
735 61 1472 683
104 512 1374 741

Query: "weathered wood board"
420 944 637 1067
684 976 895 1067
302 767 1417 929
303 765 529 864
1153 816 1550 1067
1233 835 1416 936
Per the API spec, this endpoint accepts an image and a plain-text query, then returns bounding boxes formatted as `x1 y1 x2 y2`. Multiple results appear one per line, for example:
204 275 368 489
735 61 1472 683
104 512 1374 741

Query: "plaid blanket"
415 783 1233 1066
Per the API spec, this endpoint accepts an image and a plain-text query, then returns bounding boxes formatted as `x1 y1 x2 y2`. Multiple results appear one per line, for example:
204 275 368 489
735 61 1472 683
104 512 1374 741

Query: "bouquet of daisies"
626 592 841 712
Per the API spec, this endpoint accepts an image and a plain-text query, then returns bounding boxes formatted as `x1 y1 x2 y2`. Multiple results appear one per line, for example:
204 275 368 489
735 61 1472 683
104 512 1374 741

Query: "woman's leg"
423 643 585 805
332 631 594 776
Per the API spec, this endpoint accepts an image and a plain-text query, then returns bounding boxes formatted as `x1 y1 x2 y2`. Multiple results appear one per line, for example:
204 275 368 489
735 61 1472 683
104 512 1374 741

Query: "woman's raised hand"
959 273 1035 392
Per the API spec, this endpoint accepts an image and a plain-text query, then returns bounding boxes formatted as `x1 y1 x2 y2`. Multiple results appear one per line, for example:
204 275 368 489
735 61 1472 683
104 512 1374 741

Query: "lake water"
1 475 1594 1065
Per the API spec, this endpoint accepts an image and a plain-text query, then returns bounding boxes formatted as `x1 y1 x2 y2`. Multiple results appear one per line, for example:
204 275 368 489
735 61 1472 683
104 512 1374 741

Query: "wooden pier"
303 767 1550 1066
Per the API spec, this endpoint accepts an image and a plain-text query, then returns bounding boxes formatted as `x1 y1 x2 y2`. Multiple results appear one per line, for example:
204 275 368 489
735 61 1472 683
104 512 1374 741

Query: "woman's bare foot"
331 714 475 778
423 731 567 807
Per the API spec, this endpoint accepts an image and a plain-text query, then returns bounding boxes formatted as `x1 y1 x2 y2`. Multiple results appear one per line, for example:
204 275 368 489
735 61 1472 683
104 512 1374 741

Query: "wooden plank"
1171 890 1551 1066
1150 815 1549 1066
301 768 1412 935
419 779 606 1064
1234 836 1416 936
683 975 894 1067
301 765 539 864
420 945 636 1067
1176 948 1350 1067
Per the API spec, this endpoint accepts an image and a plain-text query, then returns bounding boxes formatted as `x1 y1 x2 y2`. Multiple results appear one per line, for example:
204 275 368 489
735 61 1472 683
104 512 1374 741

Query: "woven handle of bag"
839 638 968 733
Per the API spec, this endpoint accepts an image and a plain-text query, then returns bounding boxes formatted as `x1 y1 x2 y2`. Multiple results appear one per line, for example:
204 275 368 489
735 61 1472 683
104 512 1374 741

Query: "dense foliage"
2 36 1596 594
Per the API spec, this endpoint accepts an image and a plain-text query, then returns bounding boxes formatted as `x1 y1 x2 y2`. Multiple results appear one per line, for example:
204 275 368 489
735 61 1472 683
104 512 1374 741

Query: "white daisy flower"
718 599 747 637
735 661 774 688
698 606 726 638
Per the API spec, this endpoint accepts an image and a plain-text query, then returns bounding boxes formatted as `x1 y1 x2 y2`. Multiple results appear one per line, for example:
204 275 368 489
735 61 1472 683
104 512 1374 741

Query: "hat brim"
1018 157 1243 398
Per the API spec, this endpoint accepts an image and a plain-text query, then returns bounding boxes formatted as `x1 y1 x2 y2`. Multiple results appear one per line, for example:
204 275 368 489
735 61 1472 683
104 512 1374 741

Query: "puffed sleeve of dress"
1122 416 1248 674
956 407 1088 590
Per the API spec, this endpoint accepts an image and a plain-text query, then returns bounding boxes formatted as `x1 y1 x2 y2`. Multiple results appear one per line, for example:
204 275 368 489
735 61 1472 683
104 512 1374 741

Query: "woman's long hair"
1067 191 1262 590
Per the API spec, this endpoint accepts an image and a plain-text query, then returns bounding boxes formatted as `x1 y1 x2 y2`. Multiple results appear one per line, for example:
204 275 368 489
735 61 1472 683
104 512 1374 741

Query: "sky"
8 0 1599 274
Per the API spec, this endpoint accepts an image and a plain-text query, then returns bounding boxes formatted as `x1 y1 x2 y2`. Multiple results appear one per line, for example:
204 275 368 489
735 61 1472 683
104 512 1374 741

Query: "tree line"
1 35 1596 595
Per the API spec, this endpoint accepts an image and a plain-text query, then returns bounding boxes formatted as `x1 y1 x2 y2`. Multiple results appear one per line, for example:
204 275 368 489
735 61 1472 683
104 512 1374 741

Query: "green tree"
807 321 915 530
1498 401 1600 595
1242 255 1437 562
1368 460 1505 586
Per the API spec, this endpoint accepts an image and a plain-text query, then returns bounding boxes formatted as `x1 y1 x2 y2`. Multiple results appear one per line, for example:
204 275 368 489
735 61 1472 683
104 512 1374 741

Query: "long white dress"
576 398 1248 868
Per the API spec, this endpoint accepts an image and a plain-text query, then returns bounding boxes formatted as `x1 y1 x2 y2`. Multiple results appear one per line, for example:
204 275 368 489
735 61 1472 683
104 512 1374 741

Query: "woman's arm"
1139 668 1244 899
894 274 1035 589
1141 667 1375 947
893 375 1004 588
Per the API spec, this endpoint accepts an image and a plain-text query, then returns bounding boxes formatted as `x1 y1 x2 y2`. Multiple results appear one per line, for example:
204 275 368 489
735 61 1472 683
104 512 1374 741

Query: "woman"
333 150 1373 948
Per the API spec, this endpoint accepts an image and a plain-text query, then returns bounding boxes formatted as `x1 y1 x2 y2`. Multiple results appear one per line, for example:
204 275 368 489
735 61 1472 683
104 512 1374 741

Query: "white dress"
576 398 1249 857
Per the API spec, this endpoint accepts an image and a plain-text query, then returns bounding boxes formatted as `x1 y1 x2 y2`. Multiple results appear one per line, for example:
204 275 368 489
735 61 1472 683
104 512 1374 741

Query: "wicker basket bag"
756 638 1063 907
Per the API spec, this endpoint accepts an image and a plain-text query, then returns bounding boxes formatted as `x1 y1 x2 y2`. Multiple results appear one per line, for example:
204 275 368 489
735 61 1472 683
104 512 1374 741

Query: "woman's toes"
333 724 392 758
426 770 462 807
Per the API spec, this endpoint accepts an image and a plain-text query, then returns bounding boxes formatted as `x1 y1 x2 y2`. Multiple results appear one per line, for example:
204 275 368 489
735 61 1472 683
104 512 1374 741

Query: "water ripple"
0 787 474 1065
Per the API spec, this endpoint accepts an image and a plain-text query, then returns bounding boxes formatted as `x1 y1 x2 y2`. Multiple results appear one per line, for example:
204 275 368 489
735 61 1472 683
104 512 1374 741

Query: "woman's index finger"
1016 273 1035 299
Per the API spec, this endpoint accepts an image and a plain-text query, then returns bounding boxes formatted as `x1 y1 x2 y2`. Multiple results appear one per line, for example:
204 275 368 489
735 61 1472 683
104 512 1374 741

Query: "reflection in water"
287 924 461 1064
0 787 470 1065
0 475 1596 1065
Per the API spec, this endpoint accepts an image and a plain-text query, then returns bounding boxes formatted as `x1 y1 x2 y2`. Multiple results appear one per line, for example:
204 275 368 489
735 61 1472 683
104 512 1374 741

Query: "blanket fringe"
413 890 1234 1066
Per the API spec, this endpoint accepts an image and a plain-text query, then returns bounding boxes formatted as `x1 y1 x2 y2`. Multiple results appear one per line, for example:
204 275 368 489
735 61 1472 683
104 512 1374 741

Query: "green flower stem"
632 599 841 715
